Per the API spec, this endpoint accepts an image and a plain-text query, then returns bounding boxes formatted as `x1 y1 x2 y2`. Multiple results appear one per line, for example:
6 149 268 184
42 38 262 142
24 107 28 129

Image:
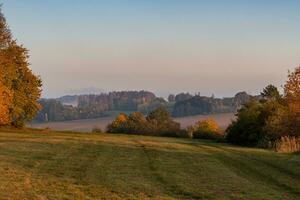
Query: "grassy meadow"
0 128 299 200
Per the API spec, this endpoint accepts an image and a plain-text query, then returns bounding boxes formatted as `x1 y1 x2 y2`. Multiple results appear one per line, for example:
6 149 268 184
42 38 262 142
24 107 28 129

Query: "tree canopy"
0 7 42 127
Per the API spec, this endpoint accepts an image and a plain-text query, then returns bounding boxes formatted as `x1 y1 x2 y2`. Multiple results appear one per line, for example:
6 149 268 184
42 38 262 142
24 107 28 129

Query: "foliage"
35 91 169 122
107 107 181 137
175 93 193 102
35 91 256 122
106 113 128 133
0 81 12 125
146 107 181 136
273 136 300 153
283 66 300 136
188 118 222 140
124 112 148 134
226 99 270 146
226 77 300 147
172 92 253 117
137 97 168 114
261 84 281 100
34 99 79 122
284 66 300 101
0 7 41 127
263 67 300 139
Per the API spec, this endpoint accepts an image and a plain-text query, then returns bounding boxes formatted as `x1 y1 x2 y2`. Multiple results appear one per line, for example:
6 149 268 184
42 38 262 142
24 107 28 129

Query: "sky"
2 0 300 98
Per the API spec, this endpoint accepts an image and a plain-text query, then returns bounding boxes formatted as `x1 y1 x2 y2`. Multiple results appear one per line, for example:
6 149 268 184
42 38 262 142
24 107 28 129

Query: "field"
0 128 299 200
28 113 235 132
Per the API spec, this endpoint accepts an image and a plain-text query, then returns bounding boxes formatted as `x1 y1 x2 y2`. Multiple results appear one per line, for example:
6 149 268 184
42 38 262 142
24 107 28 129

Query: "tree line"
105 107 225 140
34 91 252 122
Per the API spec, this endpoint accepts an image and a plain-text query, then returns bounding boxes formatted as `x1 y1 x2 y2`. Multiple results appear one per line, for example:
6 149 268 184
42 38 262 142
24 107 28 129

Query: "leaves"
0 7 41 127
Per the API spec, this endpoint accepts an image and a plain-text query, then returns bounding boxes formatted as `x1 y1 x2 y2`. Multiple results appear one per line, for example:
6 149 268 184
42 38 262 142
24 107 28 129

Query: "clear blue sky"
2 0 300 98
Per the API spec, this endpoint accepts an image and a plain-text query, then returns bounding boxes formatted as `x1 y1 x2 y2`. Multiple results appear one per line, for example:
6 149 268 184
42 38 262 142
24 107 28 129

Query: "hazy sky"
2 0 300 98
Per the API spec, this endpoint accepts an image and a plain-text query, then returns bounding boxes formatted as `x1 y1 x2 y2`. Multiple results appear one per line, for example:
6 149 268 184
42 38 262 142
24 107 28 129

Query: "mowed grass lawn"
0 129 299 200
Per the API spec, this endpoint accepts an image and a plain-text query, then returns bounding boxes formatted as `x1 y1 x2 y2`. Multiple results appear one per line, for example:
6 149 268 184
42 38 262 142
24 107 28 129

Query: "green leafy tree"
226 84 294 147
146 107 180 136
261 84 281 100
226 100 265 146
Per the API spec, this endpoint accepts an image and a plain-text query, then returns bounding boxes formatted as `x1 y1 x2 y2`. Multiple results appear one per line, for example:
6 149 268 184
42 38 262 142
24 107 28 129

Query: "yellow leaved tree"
0 7 42 127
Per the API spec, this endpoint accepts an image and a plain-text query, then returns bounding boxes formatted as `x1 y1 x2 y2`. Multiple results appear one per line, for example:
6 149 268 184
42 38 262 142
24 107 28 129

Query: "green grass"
0 128 299 200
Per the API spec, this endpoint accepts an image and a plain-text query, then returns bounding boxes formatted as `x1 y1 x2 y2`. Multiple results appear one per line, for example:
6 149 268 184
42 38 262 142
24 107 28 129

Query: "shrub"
273 136 300 153
189 118 222 140
106 107 181 137
124 112 148 135
146 107 181 137
106 113 128 133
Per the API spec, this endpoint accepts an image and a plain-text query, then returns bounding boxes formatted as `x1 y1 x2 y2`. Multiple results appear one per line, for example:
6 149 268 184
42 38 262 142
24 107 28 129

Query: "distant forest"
34 91 254 122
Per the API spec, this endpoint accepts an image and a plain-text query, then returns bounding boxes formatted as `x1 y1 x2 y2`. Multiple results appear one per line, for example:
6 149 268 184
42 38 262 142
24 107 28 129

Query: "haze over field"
29 113 235 132
2 0 300 98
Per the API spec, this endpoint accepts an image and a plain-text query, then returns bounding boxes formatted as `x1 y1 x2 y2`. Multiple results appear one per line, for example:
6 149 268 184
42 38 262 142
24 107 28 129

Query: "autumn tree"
284 67 300 107
188 118 221 139
124 112 147 134
283 66 300 136
0 67 12 125
0 7 42 127
106 113 128 133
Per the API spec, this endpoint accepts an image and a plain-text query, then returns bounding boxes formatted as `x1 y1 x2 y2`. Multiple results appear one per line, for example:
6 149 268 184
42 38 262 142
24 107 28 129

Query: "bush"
106 113 128 133
106 107 181 137
146 107 181 137
124 112 148 135
189 118 222 140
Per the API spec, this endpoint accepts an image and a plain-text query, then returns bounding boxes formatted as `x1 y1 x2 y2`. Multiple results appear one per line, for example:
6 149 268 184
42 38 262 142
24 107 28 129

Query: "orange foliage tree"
0 7 42 127
0 78 12 125
283 66 300 135
0 52 12 125
106 113 128 133
188 118 221 139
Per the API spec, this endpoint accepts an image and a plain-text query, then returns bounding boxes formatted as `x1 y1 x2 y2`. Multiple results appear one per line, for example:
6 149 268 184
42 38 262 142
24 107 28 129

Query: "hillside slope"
0 129 299 200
